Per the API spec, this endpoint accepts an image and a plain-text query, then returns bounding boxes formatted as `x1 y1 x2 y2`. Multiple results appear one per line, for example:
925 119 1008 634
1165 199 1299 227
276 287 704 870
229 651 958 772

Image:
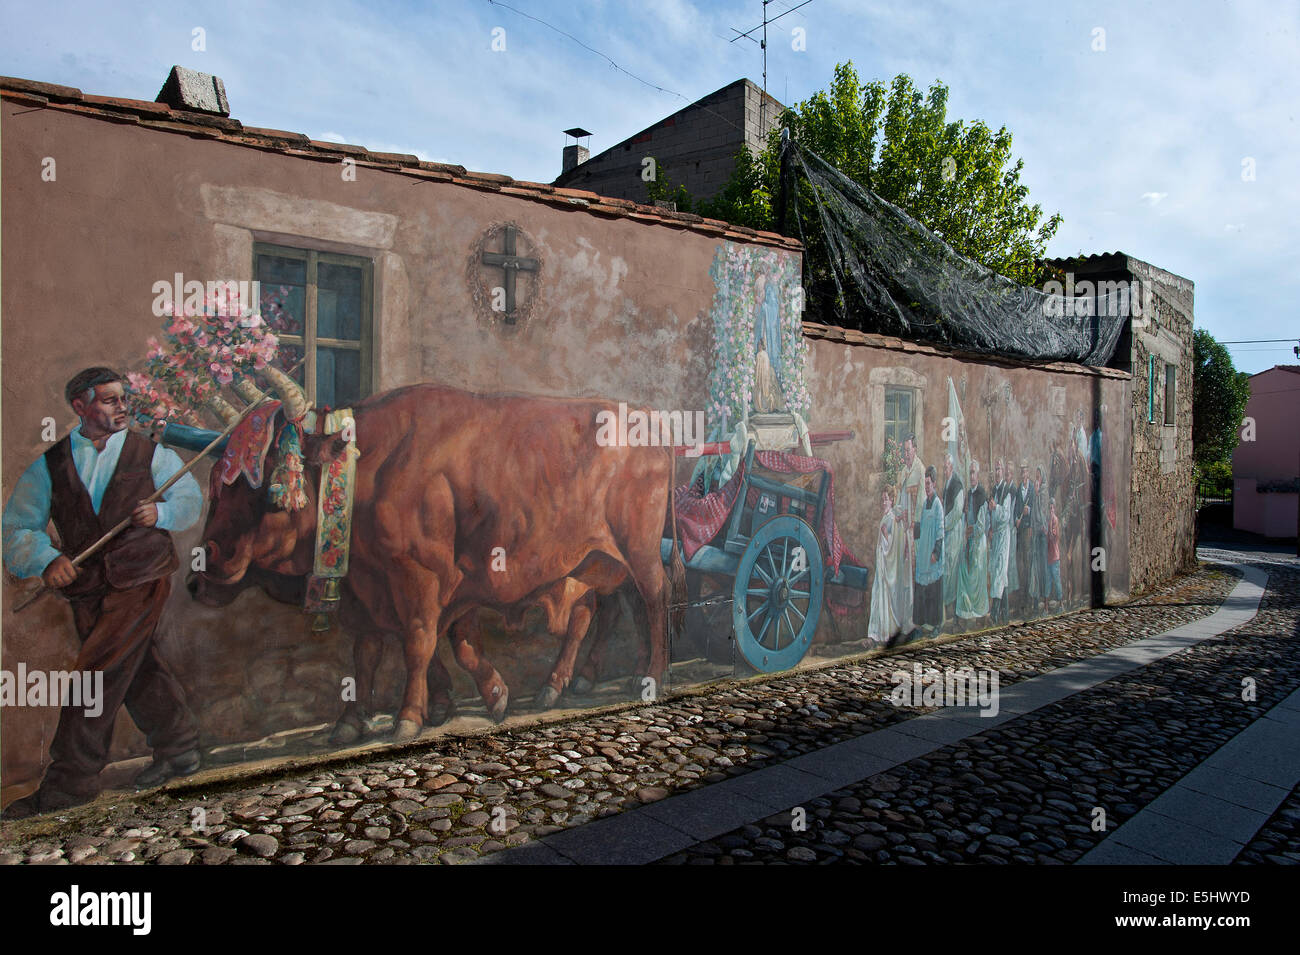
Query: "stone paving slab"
1077 840 1175 866
491 563 1272 865
483 840 575 866
784 746 896 789
536 810 697 866
719 763 831 814
1142 786 1271 843
638 788 771 841
887 715 979 745
1179 766 1292 815
841 728 940 763
1085 811 1249 865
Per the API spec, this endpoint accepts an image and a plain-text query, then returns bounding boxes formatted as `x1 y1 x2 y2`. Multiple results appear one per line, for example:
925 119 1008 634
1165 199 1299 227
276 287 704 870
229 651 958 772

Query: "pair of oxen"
186 373 684 743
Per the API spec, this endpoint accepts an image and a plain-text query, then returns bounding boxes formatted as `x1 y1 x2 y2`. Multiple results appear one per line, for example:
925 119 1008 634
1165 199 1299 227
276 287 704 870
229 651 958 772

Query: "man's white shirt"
2 428 202 579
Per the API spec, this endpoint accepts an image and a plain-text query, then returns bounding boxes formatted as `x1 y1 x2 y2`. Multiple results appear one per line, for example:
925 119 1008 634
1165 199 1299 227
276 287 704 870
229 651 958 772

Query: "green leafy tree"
1192 328 1251 468
644 157 695 212
679 63 1061 292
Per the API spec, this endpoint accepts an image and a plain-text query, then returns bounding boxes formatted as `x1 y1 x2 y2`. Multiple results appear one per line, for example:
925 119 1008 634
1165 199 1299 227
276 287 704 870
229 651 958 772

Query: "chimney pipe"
561 127 592 177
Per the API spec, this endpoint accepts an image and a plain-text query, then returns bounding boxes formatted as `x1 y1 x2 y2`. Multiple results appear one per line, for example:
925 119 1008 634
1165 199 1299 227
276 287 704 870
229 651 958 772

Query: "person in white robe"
867 486 902 644
987 459 1013 625
894 434 924 635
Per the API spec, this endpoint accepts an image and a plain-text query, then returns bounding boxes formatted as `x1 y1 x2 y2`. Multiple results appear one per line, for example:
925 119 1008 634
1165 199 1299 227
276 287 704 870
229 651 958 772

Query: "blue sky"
3 0 1297 372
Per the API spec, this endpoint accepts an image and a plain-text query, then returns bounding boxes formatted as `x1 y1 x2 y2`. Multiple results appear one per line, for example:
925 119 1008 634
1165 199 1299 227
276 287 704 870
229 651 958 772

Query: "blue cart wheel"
732 515 824 673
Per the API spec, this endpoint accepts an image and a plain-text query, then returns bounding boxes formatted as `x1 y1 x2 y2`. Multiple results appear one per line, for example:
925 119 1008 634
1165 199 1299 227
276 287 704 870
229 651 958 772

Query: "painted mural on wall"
0 234 1127 819
1 287 689 815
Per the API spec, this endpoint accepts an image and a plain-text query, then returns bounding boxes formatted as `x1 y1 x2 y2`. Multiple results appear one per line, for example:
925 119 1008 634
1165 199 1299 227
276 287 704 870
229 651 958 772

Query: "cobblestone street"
1 545 1295 866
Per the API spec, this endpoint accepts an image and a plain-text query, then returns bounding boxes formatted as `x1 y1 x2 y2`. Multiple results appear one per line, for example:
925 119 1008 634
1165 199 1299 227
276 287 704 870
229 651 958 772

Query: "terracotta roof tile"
417 160 467 176
137 118 223 138
82 94 170 115
461 170 513 184
368 150 420 164
242 126 310 143
552 186 600 201
0 76 81 99
801 321 1128 378
308 139 369 155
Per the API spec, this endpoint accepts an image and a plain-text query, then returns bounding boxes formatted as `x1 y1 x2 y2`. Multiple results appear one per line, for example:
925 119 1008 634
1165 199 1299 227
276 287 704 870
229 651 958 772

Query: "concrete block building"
553 78 785 204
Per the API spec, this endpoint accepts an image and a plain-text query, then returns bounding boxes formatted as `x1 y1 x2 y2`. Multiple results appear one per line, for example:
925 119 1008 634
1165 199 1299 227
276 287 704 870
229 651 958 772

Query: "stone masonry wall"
1127 261 1197 593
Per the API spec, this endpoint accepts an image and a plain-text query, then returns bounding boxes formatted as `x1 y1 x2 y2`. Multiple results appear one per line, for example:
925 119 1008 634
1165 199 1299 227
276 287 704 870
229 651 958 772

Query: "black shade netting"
783 139 1126 366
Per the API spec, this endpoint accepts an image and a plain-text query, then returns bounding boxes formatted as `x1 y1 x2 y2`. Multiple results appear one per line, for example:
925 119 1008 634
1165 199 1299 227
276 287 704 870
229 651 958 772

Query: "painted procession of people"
867 405 1101 647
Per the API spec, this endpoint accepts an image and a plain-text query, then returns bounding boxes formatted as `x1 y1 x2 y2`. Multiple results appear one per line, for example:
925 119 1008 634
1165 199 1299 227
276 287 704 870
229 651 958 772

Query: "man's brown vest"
45 431 179 595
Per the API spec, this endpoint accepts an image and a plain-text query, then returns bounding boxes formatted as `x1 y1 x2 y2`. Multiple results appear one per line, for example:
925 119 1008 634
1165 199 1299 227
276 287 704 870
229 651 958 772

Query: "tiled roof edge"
0 76 801 252
801 321 1130 379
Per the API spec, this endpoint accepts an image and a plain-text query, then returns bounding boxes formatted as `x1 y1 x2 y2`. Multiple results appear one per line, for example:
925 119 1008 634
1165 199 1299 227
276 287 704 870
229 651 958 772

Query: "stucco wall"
1233 367 1300 484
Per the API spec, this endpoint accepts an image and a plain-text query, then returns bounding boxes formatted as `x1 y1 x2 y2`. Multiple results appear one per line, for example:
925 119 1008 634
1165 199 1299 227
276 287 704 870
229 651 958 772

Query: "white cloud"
1140 192 1168 206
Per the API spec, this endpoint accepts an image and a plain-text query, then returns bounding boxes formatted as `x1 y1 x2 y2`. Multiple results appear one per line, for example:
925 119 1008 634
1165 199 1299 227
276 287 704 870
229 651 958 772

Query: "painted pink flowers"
124 284 284 426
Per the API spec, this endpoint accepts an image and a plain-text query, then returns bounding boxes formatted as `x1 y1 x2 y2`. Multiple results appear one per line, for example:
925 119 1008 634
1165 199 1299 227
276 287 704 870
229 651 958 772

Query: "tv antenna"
730 0 814 138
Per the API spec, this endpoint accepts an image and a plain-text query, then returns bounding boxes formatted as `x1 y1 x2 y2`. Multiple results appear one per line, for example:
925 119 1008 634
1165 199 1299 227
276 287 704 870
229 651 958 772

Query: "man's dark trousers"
38 577 199 803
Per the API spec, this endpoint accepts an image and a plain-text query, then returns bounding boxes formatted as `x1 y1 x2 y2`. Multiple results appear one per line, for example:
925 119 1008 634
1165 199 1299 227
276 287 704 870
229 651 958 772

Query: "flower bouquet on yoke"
123 283 306 432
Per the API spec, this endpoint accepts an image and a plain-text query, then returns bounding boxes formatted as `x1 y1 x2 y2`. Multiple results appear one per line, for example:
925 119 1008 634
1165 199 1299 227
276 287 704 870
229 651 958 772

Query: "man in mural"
894 433 925 635
987 460 1013 625
1028 465 1051 616
955 458 989 627
1003 460 1019 609
1 368 203 818
1050 432 1074 602
912 466 945 637
1075 409 1089 464
941 452 965 626
1047 498 1064 610
1013 461 1033 616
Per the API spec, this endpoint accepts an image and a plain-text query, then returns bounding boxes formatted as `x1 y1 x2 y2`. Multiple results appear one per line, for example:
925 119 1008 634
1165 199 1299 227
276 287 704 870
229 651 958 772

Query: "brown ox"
192 383 680 742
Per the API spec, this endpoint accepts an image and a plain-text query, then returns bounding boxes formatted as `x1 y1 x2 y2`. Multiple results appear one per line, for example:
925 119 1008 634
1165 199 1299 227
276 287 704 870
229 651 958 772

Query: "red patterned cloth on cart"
751 450 858 576
669 459 749 561
668 451 858 577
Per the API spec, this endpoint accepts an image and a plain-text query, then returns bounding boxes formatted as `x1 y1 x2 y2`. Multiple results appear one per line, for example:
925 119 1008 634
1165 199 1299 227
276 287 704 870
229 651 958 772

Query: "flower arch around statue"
697 243 812 491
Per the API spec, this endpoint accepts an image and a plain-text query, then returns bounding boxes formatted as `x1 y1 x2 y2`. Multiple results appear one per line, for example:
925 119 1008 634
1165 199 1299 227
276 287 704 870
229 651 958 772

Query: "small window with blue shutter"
1164 363 1176 425
1147 355 1156 423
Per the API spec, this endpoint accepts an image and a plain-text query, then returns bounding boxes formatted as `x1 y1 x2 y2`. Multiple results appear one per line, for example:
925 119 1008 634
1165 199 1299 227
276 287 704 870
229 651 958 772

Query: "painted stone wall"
1 92 1132 811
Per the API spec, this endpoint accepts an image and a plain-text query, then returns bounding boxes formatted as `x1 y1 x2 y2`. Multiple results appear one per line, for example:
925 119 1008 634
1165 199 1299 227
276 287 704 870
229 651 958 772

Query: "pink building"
1233 365 1300 539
